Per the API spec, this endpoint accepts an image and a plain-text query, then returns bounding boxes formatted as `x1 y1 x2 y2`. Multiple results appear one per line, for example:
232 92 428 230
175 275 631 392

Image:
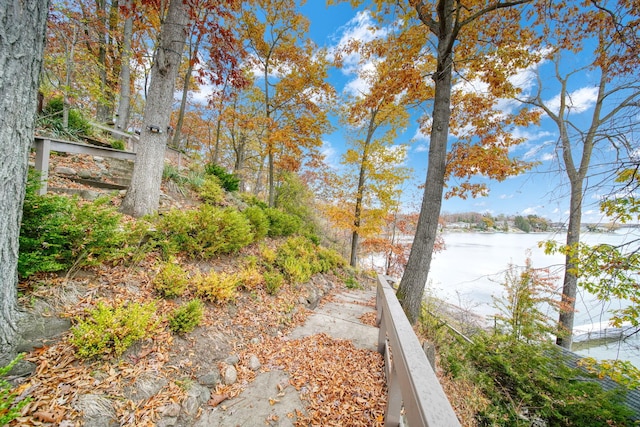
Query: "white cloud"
331 11 392 96
545 86 599 115
511 128 553 142
522 206 539 215
499 194 514 200
333 11 389 73
414 144 428 153
540 152 556 162
321 140 340 169
412 125 431 142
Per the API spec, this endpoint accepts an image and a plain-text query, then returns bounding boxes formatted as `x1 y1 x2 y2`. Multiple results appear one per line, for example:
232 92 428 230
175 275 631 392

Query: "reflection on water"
388 230 640 367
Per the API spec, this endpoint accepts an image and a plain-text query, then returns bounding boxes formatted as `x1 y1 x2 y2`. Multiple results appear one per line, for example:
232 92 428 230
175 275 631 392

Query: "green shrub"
163 164 182 182
274 236 344 283
153 261 189 298
316 247 346 273
19 173 125 277
1 354 31 425
41 96 92 137
70 301 158 359
155 205 254 258
184 170 205 189
243 206 269 240
195 271 239 303
275 171 319 235
259 244 277 264
199 175 225 205
204 163 239 192
238 264 263 290
345 276 361 289
418 286 634 427
111 139 125 150
169 299 204 334
240 194 268 209
468 335 633 426
264 208 302 237
280 256 313 284
264 270 284 295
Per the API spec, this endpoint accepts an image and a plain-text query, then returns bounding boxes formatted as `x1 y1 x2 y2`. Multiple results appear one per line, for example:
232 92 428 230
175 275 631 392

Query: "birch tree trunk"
0 0 49 351
120 0 190 217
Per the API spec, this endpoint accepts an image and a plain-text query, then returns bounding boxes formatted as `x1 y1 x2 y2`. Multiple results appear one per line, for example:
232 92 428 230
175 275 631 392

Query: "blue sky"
293 1 632 224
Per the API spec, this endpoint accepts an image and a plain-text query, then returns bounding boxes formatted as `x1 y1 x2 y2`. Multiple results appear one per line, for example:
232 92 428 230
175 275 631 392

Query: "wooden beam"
31 137 136 195
376 274 461 427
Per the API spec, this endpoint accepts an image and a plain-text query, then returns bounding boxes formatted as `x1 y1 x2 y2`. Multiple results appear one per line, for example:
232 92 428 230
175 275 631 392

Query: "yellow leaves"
578 357 640 389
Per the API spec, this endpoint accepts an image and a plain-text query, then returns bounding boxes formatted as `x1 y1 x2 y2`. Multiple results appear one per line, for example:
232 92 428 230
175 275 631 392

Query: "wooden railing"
376 274 461 427
32 136 136 195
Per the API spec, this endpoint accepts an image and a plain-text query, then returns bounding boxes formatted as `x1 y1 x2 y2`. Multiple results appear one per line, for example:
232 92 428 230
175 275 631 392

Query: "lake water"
365 230 640 367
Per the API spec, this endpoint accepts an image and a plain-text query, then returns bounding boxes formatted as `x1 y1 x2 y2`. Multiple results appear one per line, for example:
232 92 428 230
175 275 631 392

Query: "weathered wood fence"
32 136 136 195
376 274 461 427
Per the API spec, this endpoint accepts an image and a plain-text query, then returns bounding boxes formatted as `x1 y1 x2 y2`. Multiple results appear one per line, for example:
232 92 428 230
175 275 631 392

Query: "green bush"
275 171 319 235
169 299 204 334
204 163 239 192
163 164 182 182
274 236 345 283
111 139 125 150
19 173 125 277
153 261 189 298
418 288 634 427
41 96 92 137
468 335 633 426
279 255 313 284
243 206 269 240
263 270 284 295
316 247 346 273
184 170 206 189
264 208 302 237
240 194 268 209
195 271 239 303
344 276 361 289
199 175 225 205
155 205 254 258
70 301 158 359
1 354 31 425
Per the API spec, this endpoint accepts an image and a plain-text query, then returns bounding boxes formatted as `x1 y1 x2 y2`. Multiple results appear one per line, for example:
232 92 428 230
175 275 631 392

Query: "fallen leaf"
208 393 229 407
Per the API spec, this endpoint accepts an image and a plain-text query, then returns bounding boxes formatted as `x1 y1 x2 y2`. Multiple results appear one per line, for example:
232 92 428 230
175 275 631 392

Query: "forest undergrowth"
2 154 387 427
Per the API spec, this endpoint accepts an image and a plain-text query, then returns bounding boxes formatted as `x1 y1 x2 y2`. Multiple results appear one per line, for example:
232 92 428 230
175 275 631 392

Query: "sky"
285 1 636 225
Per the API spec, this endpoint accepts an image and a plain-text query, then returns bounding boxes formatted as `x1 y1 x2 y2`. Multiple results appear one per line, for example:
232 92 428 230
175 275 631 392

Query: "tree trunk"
233 132 247 192
557 182 582 348
268 149 275 206
95 0 111 123
397 4 454 324
552 66 602 348
115 0 133 134
62 27 79 130
350 107 378 268
254 153 266 197
213 115 223 164
350 231 360 268
172 37 200 148
0 0 49 351
120 0 189 217
386 210 398 275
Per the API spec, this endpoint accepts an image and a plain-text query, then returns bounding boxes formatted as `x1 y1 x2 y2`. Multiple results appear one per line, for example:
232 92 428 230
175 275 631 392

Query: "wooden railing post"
33 137 50 195
376 274 461 427
31 136 137 196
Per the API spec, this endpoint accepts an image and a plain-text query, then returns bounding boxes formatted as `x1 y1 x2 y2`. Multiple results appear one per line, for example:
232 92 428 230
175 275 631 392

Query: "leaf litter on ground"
10 254 387 426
